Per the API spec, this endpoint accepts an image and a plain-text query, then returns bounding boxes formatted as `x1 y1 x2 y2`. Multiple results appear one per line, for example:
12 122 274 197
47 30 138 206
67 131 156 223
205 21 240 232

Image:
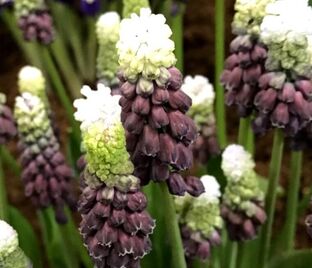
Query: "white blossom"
18 66 45 95
117 8 176 81
199 175 221 204
221 144 255 182
73 84 121 132
96 12 120 39
181 75 215 107
0 220 18 259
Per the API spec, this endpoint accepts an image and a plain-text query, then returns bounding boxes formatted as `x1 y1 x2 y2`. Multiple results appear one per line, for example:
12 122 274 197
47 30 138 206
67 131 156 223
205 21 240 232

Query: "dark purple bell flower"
80 0 100 16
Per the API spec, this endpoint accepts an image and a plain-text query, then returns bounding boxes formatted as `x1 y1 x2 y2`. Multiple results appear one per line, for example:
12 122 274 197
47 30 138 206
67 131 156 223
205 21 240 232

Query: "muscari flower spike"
221 144 267 241
122 0 149 18
74 84 155 268
176 175 222 261
14 66 75 224
15 0 54 44
251 0 312 137
96 12 121 89
80 0 100 16
0 220 31 268
117 8 204 196
0 93 17 144
181 75 220 163
221 0 270 118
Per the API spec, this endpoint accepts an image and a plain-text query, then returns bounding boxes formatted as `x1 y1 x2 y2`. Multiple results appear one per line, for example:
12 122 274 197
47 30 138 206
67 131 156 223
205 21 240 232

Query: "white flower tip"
200 175 221 203
18 66 43 82
181 75 215 106
0 220 18 255
97 11 120 29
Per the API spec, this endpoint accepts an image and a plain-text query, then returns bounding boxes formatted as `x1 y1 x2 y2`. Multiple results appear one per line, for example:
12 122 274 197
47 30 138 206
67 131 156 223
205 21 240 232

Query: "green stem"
215 0 227 149
259 129 284 268
159 183 187 268
0 147 8 220
238 117 251 146
171 8 184 73
85 17 97 82
192 259 203 268
284 151 303 251
1 147 21 176
49 37 81 99
38 45 81 144
227 242 238 268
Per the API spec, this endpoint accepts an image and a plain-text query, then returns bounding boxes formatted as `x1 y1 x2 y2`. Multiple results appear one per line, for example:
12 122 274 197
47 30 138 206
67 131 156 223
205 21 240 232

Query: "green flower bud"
15 0 44 17
122 0 150 18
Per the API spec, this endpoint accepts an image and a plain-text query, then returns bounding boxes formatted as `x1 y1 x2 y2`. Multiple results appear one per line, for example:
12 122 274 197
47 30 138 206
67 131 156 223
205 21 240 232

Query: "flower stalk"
284 151 303 251
160 182 187 268
215 0 227 148
259 129 284 267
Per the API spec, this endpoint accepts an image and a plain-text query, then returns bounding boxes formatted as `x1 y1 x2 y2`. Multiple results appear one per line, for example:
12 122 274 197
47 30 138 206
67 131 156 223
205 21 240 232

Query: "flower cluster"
96 12 121 89
181 75 220 163
232 0 273 36
14 67 75 223
118 8 203 196
0 220 30 268
117 8 176 82
74 84 155 268
176 175 222 260
122 0 149 18
260 0 312 77
0 93 17 144
15 0 54 44
221 145 266 241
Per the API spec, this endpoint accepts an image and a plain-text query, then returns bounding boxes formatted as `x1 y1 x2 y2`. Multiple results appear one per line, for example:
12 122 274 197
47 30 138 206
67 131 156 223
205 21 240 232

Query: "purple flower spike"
0 94 17 144
80 0 100 16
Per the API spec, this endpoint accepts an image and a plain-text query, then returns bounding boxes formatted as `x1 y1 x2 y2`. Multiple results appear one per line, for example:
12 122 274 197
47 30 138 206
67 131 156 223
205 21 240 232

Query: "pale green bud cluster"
223 169 264 217
122 0 150 18
14 93 57 153
0 93 6 105
232 0 273 36
0 220 30 268
18 66 48 106
263 35 312 77
82 121 135 188
15 0 45 17
96 12 121 86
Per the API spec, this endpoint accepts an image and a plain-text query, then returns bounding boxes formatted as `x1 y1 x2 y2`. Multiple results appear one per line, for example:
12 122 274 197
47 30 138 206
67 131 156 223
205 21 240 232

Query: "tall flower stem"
38 45 81 144
0 147 8 221
159 183 187 268
238 117 251 147
227 242 238 268
215 0 227 148
171 9 184 73
259 129 284 268
284 150 303 251
85 17 97 82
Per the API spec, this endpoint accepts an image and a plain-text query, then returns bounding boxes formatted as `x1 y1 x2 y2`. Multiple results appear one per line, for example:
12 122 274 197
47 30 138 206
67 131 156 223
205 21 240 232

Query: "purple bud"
139 125 160 157
132 95 151 115
136 211 155 235
93 202 111 218
120 82 136 99
271 103 289 128
107 249 130 267
224 54 239 70
150 159 169 181
168 67 183 90
96 221 118 246
237 51 251 68
236 84 255 107
152 87 169 105
295 80 312 100
278 82 295 103
80 0 100 16
167 173 187 196
112 191 127 209
124 112 144 134
230 35 252 52
125 131 138 153
35 174 47 193
243 219 256 240
185 176 205 197
158 133 178 164
149 106 169 128
127 191 147 212
251 45 267 62
168 90 192 112
196 241 210 260
76 155 86 171
88 237 109 258
291 91 311 121
254 88 277 113
220 70 231 87
175 143 193 170
110 209 126 226
119 96 132 113
242 64 262 85
210 230 222 246
253 206 267 225
258 72 274 89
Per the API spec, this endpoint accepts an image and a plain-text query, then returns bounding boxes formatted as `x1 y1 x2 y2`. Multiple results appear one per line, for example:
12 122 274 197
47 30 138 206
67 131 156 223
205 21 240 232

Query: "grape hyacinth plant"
117 8 203 196
74 84 155 268
176 175 222 261
14 66 75 223
0 93 17 145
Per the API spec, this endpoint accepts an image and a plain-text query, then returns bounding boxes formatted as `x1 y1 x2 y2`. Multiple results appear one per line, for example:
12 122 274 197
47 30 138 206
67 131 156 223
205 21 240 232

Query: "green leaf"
8 206 42 268
206 155 227 192
268 250 312 268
